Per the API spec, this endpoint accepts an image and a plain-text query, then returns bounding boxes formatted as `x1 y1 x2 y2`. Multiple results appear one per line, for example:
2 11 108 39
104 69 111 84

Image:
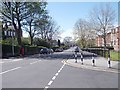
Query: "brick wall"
96 26 120 51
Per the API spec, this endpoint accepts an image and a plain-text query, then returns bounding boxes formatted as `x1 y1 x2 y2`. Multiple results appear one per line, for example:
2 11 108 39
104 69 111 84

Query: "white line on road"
0 62 4 64
0 67 21 75
12 59 23 62
44 86 49 90
44 63 66 89
55 73 59 76
30 60 41 65
48 80 53 86
52 76 56 80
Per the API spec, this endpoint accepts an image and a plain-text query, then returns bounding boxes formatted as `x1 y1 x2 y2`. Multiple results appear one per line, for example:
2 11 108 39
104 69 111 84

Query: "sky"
46 2 118 41
23 2 118 42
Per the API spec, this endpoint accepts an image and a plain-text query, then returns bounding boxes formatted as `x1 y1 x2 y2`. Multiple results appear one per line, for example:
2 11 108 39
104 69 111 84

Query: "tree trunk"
13 21 21 45
103 28 106 57
30 36 33 45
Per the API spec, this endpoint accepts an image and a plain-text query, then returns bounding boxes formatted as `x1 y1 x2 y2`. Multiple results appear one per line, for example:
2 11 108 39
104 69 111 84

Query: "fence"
82 48 109 58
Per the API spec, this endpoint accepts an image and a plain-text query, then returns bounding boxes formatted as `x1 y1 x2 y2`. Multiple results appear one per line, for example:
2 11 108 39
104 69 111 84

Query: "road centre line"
52 76 56 80
0 67 21 75
44 63 66 89
55 73 59 76
48 80 53 86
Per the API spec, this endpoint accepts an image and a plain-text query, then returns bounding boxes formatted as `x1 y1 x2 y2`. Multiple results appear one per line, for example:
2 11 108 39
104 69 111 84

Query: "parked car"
48 49 54 54
55 48 63 52
40 48 49 54
74 46 80 52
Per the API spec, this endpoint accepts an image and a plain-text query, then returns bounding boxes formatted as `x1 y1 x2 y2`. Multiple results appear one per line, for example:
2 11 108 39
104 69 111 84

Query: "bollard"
75 53 77 63
108 55 111 68
81 53 83 65
108 51 111 68
92 54 95 66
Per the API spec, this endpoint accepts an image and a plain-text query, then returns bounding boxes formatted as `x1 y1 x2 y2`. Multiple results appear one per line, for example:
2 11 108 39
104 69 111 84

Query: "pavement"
64 56 120 73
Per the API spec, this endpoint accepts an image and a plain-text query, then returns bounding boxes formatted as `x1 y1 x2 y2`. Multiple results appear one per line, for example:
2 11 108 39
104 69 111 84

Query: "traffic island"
63 58 119 73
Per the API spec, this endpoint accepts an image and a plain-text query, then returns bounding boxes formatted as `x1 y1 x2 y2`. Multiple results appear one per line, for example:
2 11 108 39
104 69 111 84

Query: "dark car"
48 49 54 54
55 48 63 52
75 46 80 52
40 48 49 54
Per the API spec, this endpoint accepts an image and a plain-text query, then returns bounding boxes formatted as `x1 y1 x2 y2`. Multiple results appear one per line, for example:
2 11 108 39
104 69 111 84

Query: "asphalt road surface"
1 47 118 89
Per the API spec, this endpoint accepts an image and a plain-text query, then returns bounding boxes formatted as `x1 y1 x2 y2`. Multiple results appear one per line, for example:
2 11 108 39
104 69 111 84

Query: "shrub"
1 43 46 58
21 37 30 45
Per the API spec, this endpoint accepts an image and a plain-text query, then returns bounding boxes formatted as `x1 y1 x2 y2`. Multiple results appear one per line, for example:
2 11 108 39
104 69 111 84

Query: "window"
8 31 11 36
11 31 13 36
118 38 119 45
13 32 15 36
114 40 116 45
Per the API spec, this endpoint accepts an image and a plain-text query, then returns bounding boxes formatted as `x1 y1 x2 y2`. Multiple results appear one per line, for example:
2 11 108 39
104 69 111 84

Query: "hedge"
1 43 46 58
82 48 109 58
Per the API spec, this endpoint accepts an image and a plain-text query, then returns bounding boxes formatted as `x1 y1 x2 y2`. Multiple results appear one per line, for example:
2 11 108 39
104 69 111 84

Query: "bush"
2 44 20 58
21 37 30 45
89 46 114 50
52 46 59 51
1 43 47 58
1 38 18 45
33 38 51 48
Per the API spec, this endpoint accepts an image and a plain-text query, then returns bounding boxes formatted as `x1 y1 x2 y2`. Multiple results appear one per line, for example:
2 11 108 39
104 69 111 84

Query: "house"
111 26 120 51
96 26 120 51
2 23 16 39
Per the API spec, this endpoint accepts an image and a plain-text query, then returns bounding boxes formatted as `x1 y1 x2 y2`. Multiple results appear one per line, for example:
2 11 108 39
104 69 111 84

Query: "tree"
73 18 96 48
58 39 61 47
63 37 73 47
1 2 29 45
22 2 48 45
35 17 60 41
1 2 48 45
90 4 116 49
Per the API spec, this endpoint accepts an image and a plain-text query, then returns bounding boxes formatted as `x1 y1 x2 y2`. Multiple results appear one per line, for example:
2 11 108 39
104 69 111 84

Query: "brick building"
96 26 120 51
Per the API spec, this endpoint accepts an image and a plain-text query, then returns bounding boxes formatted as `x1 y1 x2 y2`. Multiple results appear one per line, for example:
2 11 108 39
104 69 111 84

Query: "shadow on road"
26 51 98 60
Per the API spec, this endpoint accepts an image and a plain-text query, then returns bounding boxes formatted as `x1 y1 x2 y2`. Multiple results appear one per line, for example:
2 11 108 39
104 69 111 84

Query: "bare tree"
73 18 96 48
35 17 60 41
63 36 73 46
90 4 116 49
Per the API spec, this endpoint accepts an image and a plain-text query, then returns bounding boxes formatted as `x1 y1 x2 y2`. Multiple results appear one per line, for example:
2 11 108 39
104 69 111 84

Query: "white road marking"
44 86 49 90
0 62 4 64
30 60 41 65
12 59 23 62
1 59 23 63
0 67 21 75
48 80 53 86
44 63 66 89
58 70 61 73
52 76 56 80
55 73 59 76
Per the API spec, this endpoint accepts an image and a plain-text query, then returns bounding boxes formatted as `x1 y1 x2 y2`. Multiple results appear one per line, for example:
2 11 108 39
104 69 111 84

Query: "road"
0 47 118 89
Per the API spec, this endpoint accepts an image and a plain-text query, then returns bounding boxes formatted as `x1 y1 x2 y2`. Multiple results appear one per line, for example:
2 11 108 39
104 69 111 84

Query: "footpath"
63 51 119 73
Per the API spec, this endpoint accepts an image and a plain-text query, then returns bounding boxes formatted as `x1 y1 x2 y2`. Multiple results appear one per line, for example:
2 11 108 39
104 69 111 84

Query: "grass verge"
110 51 120 61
